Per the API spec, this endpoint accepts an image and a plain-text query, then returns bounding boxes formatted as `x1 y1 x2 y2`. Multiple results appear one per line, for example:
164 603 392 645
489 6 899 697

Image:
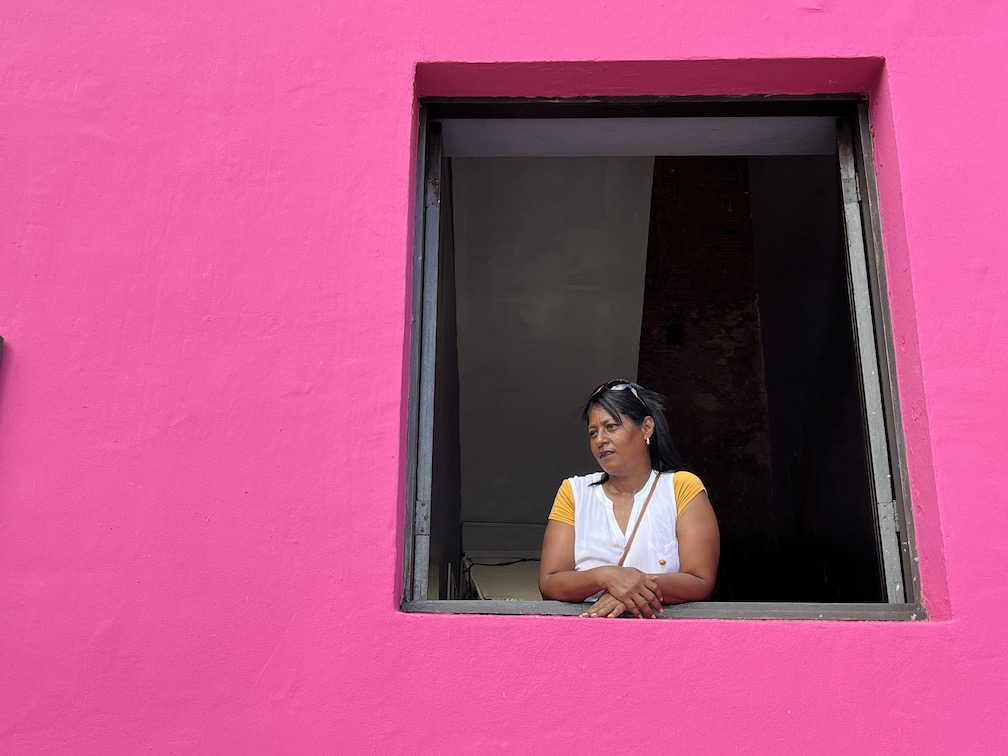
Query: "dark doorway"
639 155 881 601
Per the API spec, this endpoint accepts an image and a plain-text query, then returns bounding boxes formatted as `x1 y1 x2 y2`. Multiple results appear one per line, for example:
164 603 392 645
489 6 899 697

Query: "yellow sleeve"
673 471 706 515
548 479 575 526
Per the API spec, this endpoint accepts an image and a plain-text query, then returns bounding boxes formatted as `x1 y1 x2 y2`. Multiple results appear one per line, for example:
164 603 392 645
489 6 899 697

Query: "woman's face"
587 404 651 475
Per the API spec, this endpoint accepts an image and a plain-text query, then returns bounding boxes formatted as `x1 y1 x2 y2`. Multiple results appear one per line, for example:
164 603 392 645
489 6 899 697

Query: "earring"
645 436 651 446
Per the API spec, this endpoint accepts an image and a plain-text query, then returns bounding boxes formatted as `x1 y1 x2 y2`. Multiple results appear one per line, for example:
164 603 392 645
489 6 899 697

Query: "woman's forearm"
652 571 714 604
542 566 713 605
539 566 615 602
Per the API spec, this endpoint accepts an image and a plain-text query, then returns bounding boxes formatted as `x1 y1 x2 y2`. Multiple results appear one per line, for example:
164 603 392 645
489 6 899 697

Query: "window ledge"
402 600 925 621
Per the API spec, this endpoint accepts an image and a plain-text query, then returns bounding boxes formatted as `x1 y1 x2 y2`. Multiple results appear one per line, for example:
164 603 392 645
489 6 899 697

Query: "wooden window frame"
402 95 924 621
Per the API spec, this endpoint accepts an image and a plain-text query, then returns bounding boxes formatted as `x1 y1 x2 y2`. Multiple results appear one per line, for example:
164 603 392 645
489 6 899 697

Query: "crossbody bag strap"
617 472 662 567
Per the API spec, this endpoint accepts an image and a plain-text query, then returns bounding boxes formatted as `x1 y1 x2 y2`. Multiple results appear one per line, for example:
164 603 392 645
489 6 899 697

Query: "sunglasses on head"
590 380 649 412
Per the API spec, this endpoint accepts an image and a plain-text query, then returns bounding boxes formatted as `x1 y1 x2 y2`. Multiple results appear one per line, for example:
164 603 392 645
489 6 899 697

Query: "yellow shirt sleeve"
548 479 575 526
673 471 706 515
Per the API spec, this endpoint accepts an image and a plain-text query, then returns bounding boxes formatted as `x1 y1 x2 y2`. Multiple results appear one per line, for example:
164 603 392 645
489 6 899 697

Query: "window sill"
401 599 925 621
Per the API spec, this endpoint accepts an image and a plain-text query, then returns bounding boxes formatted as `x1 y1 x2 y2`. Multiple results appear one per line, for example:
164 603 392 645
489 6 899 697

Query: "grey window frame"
402 96 924 621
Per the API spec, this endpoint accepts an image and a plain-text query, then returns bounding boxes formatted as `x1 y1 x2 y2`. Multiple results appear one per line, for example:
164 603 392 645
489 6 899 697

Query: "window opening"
404 100 918 616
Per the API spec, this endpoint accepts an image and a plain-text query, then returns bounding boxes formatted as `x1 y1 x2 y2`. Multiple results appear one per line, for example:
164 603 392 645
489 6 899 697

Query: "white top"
570 470 680 600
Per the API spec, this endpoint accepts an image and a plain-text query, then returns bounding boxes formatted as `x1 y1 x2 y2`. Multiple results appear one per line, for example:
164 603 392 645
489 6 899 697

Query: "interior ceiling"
441 117 837 157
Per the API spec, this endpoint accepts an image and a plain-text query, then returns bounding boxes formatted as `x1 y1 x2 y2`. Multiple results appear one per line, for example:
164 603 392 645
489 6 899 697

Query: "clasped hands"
580 566 664 619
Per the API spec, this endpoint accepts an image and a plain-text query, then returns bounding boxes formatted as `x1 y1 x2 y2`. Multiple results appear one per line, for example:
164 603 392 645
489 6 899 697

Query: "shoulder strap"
617 472 661 567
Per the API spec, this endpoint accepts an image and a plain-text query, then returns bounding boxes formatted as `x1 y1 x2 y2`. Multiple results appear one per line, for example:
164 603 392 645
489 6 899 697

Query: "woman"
539 380 720 617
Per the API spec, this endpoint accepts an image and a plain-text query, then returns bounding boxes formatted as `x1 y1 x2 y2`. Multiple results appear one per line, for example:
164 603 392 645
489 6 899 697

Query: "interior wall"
441 116 838 157
637 156 777 600
451 156 654 546
749 155 881 601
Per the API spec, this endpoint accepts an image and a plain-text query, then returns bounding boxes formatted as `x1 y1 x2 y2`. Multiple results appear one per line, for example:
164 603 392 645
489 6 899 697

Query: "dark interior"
639 155 881 601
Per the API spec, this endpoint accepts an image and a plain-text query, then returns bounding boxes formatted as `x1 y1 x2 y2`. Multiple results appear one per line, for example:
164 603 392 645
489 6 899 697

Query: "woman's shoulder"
559 472 604 501
670 470 706 514
566 471 604 486
671 469 704 487
548 472 602 526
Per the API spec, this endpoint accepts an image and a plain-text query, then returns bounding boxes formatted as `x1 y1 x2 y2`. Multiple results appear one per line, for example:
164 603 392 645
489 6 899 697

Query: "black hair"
582 381 685 485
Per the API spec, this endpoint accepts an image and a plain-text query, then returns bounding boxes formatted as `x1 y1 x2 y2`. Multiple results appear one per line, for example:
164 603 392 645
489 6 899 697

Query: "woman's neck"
605 465 653 497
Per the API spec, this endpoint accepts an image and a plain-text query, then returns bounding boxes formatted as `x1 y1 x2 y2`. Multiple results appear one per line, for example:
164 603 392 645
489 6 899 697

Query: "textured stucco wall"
1 0 1006 751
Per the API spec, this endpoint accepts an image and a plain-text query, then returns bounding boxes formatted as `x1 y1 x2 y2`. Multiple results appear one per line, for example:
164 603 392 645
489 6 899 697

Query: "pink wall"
2 0 1006 751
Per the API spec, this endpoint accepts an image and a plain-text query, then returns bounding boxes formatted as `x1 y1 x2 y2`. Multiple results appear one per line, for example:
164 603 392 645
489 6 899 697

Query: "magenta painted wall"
2 0 1006 751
